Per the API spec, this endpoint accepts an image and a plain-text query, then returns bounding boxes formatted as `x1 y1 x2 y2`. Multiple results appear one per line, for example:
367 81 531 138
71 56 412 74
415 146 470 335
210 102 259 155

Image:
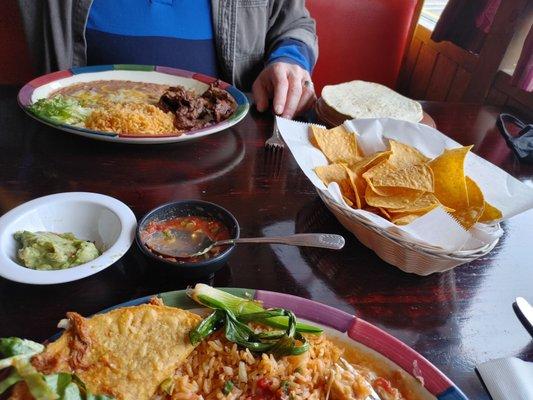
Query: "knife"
513 297 533 337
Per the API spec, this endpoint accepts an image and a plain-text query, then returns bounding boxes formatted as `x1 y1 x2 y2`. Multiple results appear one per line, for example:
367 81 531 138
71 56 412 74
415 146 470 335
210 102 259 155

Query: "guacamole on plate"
14 231 100 270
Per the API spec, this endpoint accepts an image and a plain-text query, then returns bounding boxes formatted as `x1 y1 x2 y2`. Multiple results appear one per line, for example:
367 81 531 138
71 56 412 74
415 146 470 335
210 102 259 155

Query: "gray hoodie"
17 0 318 90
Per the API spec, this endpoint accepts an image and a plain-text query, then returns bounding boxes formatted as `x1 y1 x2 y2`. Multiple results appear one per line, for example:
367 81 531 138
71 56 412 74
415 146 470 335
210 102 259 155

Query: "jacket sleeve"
17 0 91 74
266 0 318 70
17 0 49 73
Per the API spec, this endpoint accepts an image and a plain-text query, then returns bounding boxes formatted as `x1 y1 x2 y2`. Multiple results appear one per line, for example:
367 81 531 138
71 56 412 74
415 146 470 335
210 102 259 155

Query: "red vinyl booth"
306 0 422 94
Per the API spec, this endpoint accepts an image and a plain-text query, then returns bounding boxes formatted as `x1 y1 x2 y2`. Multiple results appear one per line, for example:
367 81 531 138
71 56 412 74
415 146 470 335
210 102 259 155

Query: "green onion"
189 309 225 345
188 284 322 333
222 380 234 395
188 285 314 356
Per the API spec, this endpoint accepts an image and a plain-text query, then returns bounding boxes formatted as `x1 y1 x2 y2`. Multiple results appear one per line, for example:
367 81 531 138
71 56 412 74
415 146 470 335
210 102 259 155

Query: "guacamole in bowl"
14 231 100 270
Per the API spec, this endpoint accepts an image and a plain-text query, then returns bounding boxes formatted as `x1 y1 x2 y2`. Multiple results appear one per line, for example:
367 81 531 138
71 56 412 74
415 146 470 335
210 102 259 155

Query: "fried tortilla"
10 298 201 400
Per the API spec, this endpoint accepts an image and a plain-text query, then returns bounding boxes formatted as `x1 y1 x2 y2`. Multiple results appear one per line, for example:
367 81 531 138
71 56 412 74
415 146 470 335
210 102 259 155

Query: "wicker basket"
318 190 500 275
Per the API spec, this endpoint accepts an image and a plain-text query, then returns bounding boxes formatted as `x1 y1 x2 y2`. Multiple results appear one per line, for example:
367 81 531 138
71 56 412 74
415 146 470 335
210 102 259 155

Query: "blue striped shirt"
86 0 312 79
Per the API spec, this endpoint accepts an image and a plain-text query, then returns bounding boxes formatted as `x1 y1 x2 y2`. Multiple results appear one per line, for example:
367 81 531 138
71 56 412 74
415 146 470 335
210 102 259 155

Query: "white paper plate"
0 192 136 284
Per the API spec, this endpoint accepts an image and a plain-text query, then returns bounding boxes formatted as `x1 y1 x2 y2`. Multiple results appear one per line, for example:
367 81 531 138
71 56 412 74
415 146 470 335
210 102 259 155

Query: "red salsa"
141 216 230 263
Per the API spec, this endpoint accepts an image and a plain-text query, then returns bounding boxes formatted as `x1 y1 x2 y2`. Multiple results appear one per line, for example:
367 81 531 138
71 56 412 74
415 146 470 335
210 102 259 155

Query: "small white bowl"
0 192 136 284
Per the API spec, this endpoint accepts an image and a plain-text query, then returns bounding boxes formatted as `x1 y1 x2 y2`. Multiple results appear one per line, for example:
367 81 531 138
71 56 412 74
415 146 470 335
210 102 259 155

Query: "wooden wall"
399 0 532 118
399 25 478 102
486 71 533 117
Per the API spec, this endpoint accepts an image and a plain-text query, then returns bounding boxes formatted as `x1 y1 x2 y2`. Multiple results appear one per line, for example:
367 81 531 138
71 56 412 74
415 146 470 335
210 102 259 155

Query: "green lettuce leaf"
0 337 115 400
13 358 58 400
0 338 44 369
0 370 22 394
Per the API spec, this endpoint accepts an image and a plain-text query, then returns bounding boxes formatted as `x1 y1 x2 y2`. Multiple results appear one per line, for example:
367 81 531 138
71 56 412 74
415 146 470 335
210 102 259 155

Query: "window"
420 0 450 30
499 4 533 75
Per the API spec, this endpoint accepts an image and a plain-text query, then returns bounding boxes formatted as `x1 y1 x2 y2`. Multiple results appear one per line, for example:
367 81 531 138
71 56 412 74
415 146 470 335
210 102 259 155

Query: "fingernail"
274 105 283 114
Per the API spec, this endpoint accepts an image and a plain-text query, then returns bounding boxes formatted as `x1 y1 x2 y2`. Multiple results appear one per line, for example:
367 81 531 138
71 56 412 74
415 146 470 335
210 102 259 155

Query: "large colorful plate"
17 65 250 144
84 288 468 400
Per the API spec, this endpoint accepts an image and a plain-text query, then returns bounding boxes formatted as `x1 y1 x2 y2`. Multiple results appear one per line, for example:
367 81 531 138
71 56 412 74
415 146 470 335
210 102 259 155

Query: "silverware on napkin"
476 357 533 400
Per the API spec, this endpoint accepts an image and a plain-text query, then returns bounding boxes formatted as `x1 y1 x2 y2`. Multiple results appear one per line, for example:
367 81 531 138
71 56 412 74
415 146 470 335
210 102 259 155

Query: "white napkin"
276 116 533 252
477 357 533 400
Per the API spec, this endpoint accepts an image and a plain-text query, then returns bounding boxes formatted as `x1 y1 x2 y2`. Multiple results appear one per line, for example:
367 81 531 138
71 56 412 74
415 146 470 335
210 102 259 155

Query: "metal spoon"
145 229 345 258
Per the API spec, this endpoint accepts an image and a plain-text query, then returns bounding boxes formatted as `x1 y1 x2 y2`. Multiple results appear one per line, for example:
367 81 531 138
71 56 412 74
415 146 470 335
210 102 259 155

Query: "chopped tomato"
257 378 270 390
251 378 280 399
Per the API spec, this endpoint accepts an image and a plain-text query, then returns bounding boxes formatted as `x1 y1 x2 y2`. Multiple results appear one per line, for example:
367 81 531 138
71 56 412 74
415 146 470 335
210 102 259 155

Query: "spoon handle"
216 234 345 250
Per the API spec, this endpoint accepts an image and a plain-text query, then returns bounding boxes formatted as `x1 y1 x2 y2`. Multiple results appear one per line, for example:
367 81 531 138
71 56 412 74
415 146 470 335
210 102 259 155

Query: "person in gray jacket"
17 0 318 119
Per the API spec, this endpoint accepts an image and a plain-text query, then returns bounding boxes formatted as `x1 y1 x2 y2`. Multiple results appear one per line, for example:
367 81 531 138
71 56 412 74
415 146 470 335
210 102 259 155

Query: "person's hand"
252 62 316 119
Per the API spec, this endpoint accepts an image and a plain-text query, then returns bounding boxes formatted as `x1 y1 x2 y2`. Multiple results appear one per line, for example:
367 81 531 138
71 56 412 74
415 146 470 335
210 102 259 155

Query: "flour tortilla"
321 80 423 123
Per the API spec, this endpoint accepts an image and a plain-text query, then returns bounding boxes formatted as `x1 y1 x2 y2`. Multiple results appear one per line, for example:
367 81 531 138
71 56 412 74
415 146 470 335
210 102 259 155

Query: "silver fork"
326 358 382 400
265 119 284 150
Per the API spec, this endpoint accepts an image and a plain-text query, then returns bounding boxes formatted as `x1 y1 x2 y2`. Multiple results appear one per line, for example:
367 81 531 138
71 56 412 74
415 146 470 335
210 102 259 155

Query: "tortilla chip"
453 208 482 230
364 186 423 209
363 206 381 214
391 213 423 225
360 140 427 184
378 207 391 219
429 146 472 211
352 151 392 173
314 164 357 205
342 151 392 209
364 163 434 193
309 125 320 148
343 166 363 209
388 193 445 214
343 196 354 207
388 139 430 168
479 201 502 223
451 176 485 229
465 176 484 207
310 125 360 164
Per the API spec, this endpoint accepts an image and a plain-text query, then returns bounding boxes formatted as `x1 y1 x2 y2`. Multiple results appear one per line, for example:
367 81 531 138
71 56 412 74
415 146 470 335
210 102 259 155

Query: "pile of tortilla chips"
311 124 502 229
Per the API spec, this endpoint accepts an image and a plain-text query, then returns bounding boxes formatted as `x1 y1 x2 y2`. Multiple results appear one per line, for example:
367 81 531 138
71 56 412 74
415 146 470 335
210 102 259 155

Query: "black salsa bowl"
136 200 240 277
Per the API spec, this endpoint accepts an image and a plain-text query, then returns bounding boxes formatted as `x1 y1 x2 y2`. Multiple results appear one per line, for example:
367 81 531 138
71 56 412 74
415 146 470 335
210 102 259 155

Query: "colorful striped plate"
18 65 249 144
89 288 468 400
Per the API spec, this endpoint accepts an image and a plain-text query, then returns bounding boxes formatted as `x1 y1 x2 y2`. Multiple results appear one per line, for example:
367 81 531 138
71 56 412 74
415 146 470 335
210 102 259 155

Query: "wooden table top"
0 85 531 400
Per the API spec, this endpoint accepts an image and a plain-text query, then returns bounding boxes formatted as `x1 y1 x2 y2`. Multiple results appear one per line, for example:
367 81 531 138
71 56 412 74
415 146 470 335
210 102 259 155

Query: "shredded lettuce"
28 95 91 125
0 370 22 394
12 358 58 400
0 337 44 369
0 337 44 358
0 337 114 399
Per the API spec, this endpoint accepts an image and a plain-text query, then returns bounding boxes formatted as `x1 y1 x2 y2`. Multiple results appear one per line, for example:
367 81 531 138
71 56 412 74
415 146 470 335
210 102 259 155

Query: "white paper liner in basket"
319 190 499 274
276 117 533 274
